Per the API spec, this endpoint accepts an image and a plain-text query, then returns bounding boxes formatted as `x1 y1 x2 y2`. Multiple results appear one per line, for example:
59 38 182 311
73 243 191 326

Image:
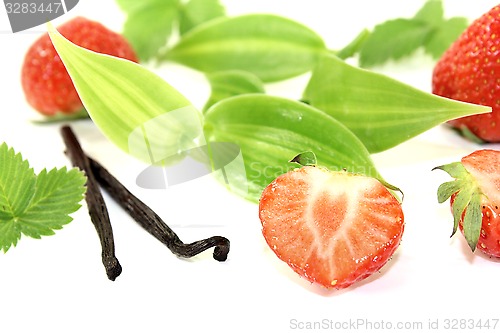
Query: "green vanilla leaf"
303 55 491 153
204 94 392 202
359 18 433 67
203 70 265 113
0 143 86 253
48 23 203 165
118 0 180 61
424 17 468 59
164 14 327 82
179 0 226 35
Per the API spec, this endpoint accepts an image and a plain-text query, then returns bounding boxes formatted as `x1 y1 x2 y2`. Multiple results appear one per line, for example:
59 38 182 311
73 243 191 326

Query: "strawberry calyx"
433 162 483 251
289 151 318 167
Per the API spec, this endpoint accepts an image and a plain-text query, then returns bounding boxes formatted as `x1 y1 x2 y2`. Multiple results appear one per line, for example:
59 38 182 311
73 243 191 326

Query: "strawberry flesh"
259 166 404 289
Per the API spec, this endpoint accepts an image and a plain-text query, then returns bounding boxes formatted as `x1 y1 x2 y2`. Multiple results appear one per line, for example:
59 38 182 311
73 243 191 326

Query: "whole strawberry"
434 149 500 257
259 165 404 290
432 5 500 142
21 17 138 116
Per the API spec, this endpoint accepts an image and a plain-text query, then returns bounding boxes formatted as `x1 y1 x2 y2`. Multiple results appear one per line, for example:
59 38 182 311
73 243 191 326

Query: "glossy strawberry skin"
432 5 500 142
259 166 404 290
21 17 138 116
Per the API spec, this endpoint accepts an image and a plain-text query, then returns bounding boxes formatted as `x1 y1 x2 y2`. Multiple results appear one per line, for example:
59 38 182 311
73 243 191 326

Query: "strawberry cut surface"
259 166 404 290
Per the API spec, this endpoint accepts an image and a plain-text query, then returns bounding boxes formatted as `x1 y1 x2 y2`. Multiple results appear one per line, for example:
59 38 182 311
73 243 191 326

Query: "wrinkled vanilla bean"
88 157 230 262
61 126 122 281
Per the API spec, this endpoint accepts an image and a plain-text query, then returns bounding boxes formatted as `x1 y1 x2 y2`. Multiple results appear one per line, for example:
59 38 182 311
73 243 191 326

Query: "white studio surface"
1 1 500 333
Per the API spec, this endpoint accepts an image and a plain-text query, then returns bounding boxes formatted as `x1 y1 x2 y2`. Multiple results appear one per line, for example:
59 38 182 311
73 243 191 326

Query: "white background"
1 1 500 332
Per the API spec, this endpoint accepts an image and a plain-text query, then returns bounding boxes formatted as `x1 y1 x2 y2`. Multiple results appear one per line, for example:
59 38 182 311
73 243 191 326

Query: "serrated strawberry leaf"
359 19 433 67
0 144 86 253
18 168 86 239
424 17 468 59
0 143 36 219
350 0 468 66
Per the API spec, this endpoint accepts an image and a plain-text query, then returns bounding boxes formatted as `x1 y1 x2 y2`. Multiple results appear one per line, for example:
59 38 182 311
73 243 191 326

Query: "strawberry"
432 5 500 142
434 149 500 257
258 166 404 290
21 17 138 116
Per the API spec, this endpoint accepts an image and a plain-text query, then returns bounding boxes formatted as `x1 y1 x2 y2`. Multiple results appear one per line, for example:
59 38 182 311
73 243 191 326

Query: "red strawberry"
432 5 500 142
21 17 138 116
258 166 404 290
434 149 500 257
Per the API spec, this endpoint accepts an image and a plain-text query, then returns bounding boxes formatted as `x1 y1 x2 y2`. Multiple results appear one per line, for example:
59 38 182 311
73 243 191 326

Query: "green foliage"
0 143 86 252
358 0 468 67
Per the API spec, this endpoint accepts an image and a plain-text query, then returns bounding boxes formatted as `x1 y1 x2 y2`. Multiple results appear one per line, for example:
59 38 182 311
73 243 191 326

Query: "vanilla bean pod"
61 126 122 281
88 157 230 262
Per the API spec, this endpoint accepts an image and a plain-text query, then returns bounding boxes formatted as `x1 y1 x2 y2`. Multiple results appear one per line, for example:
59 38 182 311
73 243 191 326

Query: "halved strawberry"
434 149 500 257
258 166 404 290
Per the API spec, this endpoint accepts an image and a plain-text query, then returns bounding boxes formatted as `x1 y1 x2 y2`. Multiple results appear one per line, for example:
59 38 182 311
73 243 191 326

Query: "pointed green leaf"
179 0 226 35
303 55 491 153
203 70 265 112
49 24 203 164
119 0 180 61
204 94 390 202
164 14 327 82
